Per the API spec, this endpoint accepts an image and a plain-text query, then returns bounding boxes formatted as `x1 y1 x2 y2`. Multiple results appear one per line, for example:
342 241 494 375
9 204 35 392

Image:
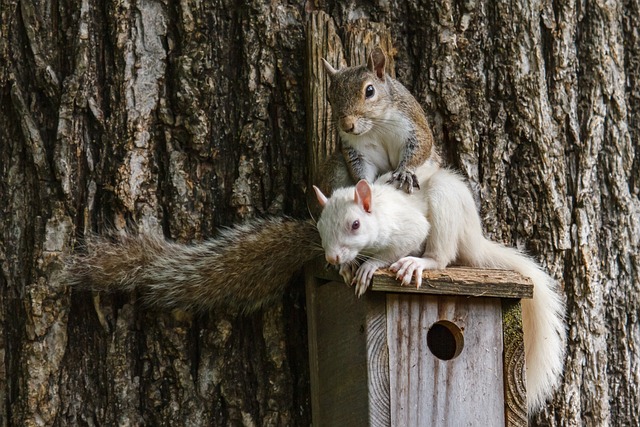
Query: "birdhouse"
304 258 533 427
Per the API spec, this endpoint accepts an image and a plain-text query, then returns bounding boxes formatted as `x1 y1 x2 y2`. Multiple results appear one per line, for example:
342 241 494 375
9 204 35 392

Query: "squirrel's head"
322 47 392 137
313 180 379 265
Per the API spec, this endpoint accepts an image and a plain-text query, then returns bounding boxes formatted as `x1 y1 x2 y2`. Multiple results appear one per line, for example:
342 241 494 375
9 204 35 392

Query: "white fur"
317 167 566 414
316 179 430 296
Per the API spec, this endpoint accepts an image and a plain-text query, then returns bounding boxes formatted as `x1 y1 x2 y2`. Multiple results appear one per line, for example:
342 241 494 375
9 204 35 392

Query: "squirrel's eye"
351 220 360 230
364 85 375 99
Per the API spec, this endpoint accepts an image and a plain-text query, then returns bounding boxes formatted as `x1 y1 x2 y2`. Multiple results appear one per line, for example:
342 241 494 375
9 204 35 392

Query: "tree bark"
1 1 638 426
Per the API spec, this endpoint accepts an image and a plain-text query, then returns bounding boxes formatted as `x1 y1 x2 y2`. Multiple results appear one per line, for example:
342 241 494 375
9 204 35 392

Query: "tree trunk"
1 1 638 426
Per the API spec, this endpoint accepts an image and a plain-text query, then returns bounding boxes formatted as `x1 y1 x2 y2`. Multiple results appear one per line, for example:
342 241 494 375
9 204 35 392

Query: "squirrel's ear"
313 185 328 207
367 47 386 80
322 58 337 79
354 180 373 213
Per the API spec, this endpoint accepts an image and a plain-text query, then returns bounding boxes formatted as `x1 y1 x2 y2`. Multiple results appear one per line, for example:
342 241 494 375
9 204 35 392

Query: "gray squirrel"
322 47 440 192
313 166 566 414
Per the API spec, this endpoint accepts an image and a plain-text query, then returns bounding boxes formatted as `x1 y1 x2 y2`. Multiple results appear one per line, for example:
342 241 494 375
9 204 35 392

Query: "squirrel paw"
389 256 440 288
338 263 356 285
353 261 383 297
388 168 420 193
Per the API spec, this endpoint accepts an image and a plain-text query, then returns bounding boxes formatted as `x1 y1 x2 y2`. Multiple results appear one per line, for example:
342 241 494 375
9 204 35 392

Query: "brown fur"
386 77 439 168
328 64 436 161
325 48 441 189
64 218 322 313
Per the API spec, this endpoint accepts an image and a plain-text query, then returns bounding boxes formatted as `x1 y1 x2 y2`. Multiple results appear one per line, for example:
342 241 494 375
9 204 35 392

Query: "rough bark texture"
1 1 638 426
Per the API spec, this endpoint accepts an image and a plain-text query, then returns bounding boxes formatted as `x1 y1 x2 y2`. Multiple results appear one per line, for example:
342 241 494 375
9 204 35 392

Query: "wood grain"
305 273 388 427
372 267 533 299
308 258 534 300
386 294 506 426
365 311 391 427
502 300 528 427
306 11 343 188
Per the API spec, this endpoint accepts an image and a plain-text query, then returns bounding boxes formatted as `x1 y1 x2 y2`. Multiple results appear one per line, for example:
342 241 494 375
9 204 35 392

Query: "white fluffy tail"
469 239 566 414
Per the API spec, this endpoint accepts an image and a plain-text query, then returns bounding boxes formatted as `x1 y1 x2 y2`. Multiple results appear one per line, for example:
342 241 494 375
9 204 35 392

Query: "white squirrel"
313 165 566 414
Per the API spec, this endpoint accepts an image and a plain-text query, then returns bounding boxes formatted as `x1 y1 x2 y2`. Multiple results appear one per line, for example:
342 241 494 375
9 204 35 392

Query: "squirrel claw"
388 170 420 193
339 263 356 285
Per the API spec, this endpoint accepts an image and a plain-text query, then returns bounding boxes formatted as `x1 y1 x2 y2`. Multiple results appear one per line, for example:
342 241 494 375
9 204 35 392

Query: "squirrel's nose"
326 254 340 265
340 117 356 133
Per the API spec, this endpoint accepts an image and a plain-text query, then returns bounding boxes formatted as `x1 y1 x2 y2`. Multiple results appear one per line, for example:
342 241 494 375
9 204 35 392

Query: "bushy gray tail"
64 218 322 313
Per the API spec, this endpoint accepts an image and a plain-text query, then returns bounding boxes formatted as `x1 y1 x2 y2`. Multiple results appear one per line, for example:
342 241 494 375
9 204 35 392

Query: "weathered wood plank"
305 274 388 427
365 310 391 427
305 16 396 426
372 267 533 299
502 299 528 427
305 11 397 201
306 11 343 188
386 294 505 426
305 274 369 427
304 268 322 427
308 258 534 299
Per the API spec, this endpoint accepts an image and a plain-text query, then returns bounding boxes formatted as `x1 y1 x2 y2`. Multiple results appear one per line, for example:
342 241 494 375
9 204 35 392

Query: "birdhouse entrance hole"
427 320 464 360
